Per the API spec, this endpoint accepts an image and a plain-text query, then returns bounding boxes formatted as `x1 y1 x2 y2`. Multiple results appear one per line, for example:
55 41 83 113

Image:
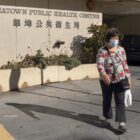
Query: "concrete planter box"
0 64 99 92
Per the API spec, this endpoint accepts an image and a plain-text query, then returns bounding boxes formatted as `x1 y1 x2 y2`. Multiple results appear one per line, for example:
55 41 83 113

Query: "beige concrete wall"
111 15 140 35
58 64 99 81
0 4 102 66
0 69 11 91
0 64 99 92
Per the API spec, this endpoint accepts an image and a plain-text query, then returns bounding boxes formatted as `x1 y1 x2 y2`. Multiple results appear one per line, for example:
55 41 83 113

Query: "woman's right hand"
102 73 111 86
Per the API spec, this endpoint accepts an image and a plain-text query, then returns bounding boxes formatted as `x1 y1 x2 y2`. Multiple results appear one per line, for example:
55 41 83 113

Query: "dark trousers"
100 80 126 122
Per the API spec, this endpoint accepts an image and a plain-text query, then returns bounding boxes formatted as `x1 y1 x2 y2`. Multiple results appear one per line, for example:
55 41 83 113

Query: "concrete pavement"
0 77 140 140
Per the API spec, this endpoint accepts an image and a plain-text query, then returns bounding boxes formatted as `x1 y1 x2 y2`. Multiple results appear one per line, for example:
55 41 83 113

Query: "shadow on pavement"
6 103 123 135
44 85 102 97
18 90 140 114
43 84 140 103
18 90 102 107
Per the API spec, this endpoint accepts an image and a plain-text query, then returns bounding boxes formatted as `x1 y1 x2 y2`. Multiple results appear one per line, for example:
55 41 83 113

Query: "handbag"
119 77 130 91
106 47 130 91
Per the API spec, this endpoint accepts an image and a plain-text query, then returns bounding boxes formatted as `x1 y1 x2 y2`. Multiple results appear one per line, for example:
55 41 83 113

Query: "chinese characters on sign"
13 19 80 29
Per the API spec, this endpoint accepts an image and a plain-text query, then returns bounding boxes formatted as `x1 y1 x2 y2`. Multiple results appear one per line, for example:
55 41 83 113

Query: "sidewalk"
0 79 140 140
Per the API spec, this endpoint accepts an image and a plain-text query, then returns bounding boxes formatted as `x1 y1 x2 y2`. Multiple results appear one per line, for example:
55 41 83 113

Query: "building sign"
0 5 102 66
12 18 80 29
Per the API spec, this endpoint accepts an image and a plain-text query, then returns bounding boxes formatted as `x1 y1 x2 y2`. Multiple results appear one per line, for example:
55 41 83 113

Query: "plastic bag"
124 89 132 107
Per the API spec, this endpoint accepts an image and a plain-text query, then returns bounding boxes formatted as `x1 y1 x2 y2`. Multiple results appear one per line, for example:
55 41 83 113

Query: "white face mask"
109 39 119 47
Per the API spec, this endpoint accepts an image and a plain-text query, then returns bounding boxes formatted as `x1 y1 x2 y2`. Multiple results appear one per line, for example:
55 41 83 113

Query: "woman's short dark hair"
105 28 123 42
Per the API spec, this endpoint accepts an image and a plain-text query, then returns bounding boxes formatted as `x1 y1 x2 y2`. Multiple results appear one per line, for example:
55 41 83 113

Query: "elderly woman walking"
96 28 131 133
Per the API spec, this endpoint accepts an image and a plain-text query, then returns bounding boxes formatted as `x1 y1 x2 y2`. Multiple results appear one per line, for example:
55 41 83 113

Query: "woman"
96 28 131 133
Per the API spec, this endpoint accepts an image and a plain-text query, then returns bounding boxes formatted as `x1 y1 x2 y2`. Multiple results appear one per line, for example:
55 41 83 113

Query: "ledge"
0 64 99 92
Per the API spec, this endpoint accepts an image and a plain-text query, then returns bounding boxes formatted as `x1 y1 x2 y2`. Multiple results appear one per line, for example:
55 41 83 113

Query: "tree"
81 24 108 63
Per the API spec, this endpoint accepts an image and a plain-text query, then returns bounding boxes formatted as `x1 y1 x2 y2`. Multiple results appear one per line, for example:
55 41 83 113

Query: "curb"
0 124 14 140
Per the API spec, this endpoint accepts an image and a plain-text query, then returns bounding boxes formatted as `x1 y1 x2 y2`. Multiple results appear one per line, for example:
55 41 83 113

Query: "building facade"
0 0 102 66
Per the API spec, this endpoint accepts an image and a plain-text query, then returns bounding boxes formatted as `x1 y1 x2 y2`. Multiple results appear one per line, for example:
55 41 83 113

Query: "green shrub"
64 57 81 70
33 50 47 69
46 54 81 70
0 61 19 69
46 54 69 66
0 55 35 69
0 52 81 70
20 54 35 68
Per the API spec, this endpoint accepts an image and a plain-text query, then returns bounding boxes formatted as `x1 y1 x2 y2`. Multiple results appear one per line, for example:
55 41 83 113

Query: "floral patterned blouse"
96 46 130 83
